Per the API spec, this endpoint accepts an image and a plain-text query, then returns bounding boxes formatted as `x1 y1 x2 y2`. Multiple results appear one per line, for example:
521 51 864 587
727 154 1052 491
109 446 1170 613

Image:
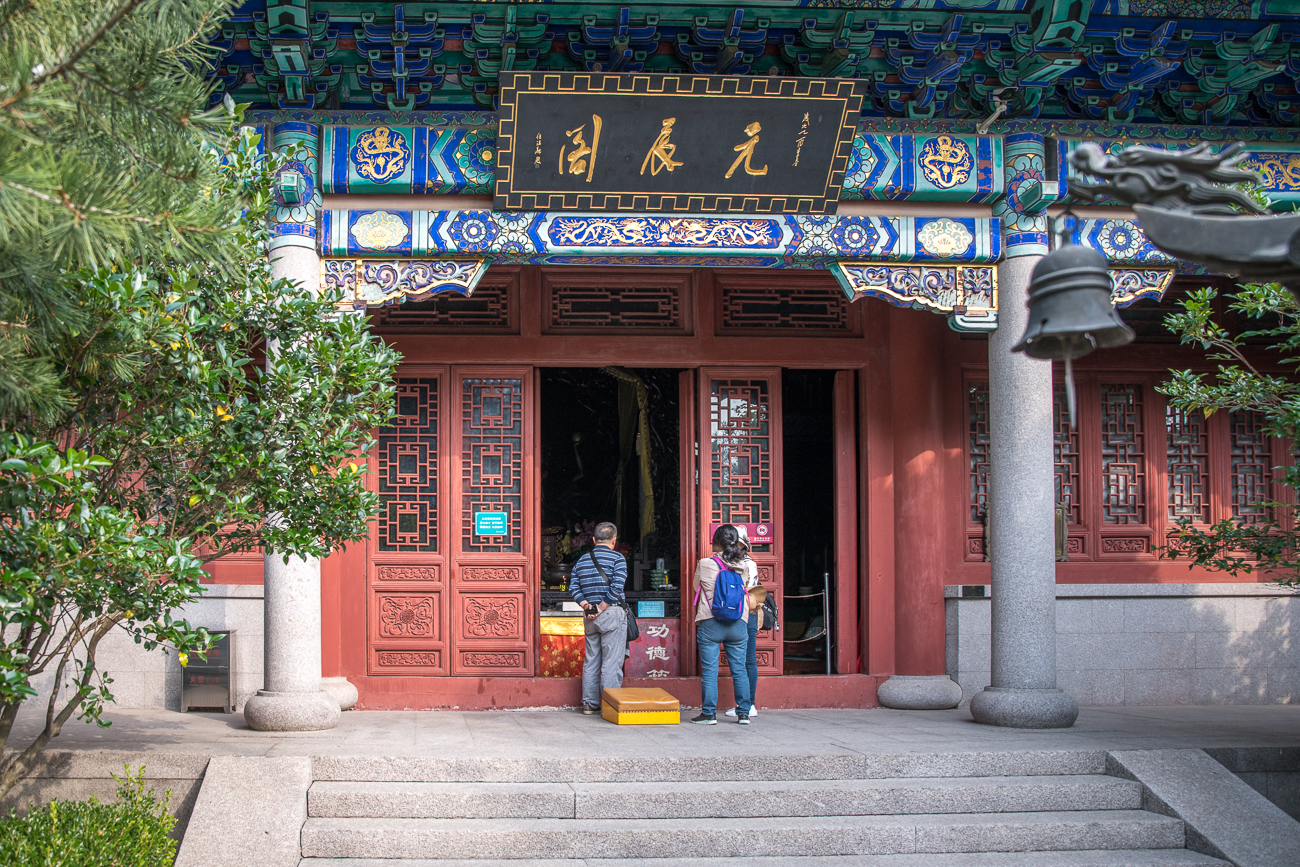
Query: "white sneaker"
724 706 756 717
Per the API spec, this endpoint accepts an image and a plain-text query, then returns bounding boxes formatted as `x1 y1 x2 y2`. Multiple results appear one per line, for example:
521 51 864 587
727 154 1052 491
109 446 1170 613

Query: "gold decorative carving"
550 216 778 248
351 127 411 183
350 210 409 250
919 136 973 189
916 218 975 258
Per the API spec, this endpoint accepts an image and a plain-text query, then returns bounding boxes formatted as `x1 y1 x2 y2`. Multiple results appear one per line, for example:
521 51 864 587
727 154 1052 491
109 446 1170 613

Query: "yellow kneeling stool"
600 687 680 725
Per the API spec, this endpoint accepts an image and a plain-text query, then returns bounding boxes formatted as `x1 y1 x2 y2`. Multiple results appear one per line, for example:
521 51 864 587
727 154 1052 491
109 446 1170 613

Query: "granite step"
301 852 1230 867
310 749 1107 784
299 811 1186 860
308 775 1142 820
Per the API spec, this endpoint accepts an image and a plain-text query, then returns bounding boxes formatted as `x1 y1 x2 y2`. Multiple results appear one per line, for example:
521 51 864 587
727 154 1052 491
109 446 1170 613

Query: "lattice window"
1230 409 1271 523
968 383 990 524
373 284 510 331
1166 406 1210 524
548 285 682 330
1053 385 1082 525
719 284 852 332
378 378 438 553
709 380 772 528
1101 384 1146 524
461 378 523 553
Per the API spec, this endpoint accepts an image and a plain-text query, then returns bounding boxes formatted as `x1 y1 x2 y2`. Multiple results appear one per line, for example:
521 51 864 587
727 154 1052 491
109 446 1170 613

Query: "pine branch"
0 177 224 232
0 0 145 113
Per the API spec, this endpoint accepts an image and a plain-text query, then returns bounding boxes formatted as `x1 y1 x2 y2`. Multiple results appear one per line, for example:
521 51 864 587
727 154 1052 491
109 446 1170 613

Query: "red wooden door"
448 367 536 676
678 370 699 676
367 367 450 676
833 370 859 674
698 368 783 677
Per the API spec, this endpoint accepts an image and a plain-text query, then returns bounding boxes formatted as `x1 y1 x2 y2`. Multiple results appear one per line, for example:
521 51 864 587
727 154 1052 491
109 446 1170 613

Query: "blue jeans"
745 611 759 710
696 617 751 716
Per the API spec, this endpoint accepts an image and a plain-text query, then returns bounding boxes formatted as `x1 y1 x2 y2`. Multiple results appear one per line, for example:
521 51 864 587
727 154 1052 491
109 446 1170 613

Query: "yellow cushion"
600 687 679 725
601 687 679 712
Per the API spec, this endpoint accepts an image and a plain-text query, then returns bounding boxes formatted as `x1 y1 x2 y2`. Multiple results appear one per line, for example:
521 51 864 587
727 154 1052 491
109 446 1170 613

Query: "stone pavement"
9 705 1300 866
10 703 1300 759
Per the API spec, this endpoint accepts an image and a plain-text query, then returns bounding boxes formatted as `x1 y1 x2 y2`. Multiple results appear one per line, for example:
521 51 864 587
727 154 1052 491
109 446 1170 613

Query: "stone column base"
243 689 341 732
969 686 1079 729
321 676 359 711
876 675 963 710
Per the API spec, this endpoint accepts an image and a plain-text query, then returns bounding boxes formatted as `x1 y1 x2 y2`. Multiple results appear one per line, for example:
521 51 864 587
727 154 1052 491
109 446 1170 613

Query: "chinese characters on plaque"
496 73 865 214
625 620 679 678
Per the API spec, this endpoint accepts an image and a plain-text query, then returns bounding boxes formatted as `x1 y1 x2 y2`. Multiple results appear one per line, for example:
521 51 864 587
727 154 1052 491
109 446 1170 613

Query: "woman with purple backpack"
690 524 754 725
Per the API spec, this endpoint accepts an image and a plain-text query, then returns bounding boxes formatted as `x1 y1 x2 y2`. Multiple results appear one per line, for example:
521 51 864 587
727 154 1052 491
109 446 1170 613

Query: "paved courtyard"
12 704 1300 759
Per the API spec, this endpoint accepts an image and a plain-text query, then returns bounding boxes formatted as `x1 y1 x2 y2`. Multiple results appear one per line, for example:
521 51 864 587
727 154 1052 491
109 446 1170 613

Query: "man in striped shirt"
570 521 628 714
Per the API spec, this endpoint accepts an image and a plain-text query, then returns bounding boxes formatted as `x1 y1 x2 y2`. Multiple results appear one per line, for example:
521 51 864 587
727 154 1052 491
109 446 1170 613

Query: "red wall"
195 268 1283 709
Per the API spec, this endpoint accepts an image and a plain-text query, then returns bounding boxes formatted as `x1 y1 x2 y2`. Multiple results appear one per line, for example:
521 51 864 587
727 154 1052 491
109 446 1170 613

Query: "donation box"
181 631 234 713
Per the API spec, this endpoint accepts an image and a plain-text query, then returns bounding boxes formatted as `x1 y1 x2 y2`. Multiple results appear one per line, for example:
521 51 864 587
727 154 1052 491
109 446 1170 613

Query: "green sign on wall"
474 511 508 537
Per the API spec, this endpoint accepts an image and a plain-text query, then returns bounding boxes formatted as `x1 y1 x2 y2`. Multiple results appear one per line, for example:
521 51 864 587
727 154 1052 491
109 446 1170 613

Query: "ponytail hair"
711 524 746 565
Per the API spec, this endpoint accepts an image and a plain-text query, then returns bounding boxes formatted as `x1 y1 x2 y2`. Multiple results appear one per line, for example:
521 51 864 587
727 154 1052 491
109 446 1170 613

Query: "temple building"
117 1 1300 725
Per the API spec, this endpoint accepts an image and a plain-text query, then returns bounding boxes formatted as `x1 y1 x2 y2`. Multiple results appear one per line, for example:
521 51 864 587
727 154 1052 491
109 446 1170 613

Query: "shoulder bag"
586 550 639 643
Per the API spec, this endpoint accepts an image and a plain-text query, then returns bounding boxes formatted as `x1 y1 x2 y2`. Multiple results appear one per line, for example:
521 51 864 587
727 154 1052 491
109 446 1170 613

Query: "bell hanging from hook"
1013 209 1135 426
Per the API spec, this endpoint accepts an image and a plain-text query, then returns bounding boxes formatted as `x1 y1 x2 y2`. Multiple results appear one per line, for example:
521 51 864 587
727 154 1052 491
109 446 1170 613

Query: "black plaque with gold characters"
495 73 865 214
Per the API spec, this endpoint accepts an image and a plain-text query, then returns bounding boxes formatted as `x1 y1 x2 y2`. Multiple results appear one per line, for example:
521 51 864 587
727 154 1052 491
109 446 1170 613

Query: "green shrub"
0 766 176 866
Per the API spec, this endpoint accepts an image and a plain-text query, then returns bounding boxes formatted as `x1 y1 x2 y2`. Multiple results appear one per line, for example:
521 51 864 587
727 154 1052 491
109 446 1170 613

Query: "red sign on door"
708 522 775 545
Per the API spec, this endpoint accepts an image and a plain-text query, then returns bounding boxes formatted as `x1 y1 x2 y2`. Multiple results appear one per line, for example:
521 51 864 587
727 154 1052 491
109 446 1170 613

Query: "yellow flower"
310 465 319 476
178 653 188 667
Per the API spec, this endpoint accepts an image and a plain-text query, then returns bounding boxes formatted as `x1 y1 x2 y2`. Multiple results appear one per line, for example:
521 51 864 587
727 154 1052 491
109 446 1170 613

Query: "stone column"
969 134 1078 728
877 308 962 710
243 122 343 732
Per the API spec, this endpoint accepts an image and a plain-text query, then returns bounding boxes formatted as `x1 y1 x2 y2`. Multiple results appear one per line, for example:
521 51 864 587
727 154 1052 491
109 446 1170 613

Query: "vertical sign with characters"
626 619 680 678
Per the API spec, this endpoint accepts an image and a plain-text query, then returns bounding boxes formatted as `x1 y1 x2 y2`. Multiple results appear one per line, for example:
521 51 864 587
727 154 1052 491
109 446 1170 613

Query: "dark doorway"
539 368 681 596
781 369 836 674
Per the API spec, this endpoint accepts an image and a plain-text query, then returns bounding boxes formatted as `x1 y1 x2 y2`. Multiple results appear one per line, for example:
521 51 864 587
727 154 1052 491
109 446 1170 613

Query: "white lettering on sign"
645 646 668 661
645 623 670 639
646 669 669 678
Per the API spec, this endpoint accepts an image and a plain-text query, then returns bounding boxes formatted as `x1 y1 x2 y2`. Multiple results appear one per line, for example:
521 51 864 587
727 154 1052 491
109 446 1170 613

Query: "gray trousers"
582 605 628 708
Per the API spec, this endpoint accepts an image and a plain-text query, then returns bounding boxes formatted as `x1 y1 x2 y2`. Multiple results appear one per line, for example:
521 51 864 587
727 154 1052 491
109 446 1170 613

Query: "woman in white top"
725 525 762 719
690 524 754 725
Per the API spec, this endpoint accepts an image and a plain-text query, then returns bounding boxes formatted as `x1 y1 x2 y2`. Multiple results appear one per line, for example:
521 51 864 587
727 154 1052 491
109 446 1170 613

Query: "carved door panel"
448 367 535 676
367 367 449 676
698 368 783 677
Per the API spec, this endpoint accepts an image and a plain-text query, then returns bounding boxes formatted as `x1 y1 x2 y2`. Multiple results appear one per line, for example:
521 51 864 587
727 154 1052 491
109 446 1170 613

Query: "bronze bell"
1013 243 1134 360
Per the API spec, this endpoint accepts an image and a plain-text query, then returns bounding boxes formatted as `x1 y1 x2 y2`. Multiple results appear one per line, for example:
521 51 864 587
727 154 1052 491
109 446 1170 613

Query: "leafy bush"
0 766 176 866
1161 282 1300 586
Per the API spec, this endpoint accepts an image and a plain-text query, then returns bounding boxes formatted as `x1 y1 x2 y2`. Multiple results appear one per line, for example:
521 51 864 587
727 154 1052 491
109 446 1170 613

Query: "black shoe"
582 704 599 715
737 712 750 725
691 713 717 725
